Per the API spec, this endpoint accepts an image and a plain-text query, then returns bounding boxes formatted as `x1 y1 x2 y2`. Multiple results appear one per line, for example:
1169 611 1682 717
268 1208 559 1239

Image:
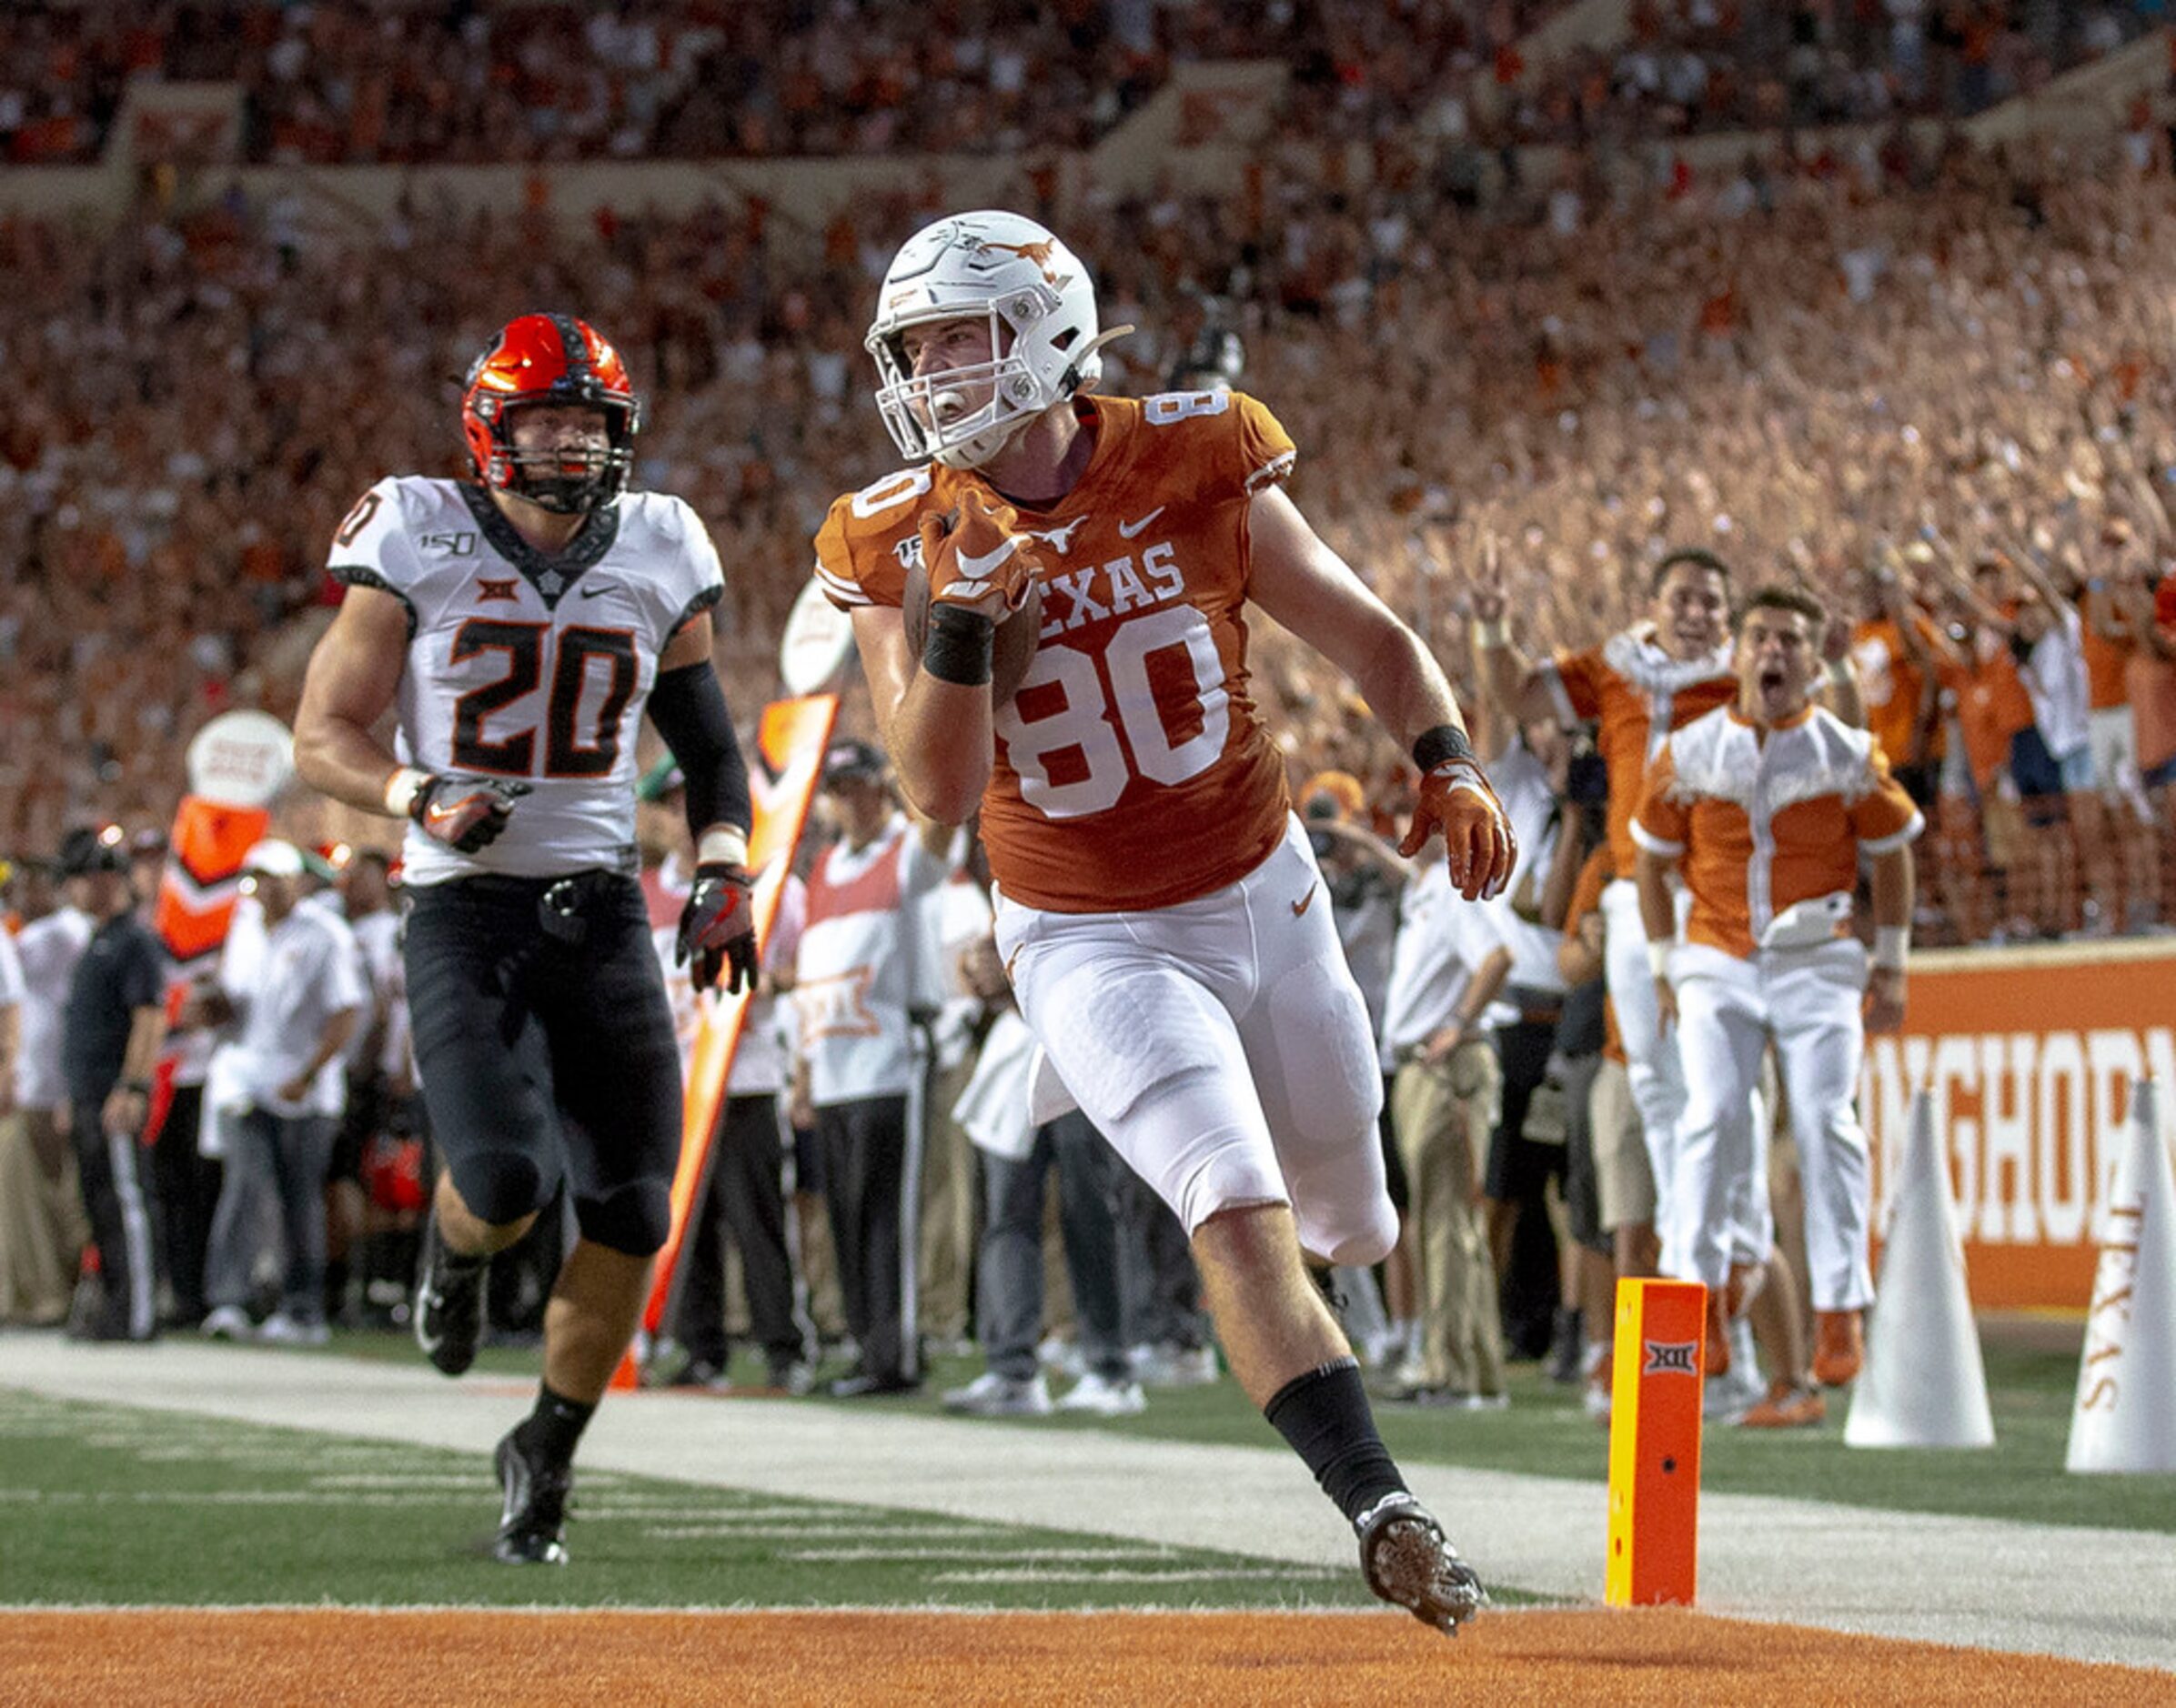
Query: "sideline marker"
1605 1277 1706 1607
2065 1078 2176 1473
1845 1090 1996 1449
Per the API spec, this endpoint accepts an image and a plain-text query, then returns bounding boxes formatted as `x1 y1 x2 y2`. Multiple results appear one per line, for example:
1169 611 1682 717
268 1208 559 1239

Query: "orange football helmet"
460 314 640 514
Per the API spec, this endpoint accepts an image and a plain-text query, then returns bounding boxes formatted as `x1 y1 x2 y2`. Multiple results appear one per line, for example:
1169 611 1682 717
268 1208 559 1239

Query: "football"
902 558 1043 704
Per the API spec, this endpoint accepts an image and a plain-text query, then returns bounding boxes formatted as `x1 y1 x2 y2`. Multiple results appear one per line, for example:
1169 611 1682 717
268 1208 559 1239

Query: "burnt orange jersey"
2077 590 2131 712
1851 615 1940 771
1546 629 1736 879
814 390 1298 912
1938 638 2035 790
1632 705 1921 960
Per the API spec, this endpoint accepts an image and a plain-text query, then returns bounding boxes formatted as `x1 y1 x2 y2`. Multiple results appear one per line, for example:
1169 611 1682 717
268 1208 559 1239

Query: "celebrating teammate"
813 210 1514 1635
1631 587 1920 1391
1473 548 1737 1285
293 314 759 1565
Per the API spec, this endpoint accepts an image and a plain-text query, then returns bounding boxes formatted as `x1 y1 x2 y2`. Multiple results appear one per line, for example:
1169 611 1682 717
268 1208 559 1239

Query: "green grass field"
5 1313 2165 1616
580 1326 2171 1534
0 1385 1392 1612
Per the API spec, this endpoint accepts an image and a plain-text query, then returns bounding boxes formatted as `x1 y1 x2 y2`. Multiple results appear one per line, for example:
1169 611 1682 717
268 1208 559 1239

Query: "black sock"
1264 1356 1405 1525
514 1383 596 1469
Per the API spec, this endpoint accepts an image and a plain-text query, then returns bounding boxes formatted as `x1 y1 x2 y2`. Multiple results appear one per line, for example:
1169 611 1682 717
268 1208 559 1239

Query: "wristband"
123 1079 152 1096
1413 724 1476 772
1872 926 1909 970
922 604 995 687
697 826 751 868
384 767 431 819
1646 940 1671 981
1472 618 1511 649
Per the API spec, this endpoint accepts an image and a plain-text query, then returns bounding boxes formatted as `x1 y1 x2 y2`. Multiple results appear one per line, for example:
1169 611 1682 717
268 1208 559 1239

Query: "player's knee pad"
1281 1153 1399 1269
449 1149 549 1230
575 1178 672 1257
1128 1068 1288 1236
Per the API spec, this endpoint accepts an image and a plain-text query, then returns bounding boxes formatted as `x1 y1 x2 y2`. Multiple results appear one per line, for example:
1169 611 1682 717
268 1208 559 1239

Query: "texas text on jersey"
327 475 724 884
814 388 1298 913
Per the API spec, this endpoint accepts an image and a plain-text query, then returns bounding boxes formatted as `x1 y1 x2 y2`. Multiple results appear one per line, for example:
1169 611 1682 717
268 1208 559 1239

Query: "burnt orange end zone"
4 1609 2168 1708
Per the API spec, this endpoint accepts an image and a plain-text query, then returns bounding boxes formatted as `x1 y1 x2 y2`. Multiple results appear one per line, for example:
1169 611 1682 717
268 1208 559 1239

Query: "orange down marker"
1605 1278 1707 1607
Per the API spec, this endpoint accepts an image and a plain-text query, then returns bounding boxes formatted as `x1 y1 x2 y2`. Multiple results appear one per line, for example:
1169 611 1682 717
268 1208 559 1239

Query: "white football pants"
1671 939 1875 1313
1605 879 1769 1276
992 816 1394 1268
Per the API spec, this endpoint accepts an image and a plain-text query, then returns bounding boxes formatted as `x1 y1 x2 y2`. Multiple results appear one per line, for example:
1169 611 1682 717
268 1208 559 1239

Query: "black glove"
677 860 759 995
409 775 530 853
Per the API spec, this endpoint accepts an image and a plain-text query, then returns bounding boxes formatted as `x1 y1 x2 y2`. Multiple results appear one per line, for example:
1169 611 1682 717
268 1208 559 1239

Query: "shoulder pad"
814 466 946 611
1131 389 1295 497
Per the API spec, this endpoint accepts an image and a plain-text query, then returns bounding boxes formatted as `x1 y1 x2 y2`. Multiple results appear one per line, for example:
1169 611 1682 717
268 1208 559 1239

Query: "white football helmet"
866 210 1118 470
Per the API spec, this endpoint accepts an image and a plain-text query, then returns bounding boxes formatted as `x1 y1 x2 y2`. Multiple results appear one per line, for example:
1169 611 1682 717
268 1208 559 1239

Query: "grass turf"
302 1316 2176 1532
14 1308 2163 1615
0 1387 1397 1612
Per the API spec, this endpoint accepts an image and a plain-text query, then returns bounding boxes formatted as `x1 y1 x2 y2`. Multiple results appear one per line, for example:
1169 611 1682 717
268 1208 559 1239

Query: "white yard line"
4 1334 2172 1670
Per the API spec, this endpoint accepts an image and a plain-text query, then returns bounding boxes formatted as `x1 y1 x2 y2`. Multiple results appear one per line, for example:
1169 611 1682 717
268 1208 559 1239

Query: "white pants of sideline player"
1602 879 1692 1268
1670 938 1875 1315
1604 877 1773 1278
992 816 1395 1268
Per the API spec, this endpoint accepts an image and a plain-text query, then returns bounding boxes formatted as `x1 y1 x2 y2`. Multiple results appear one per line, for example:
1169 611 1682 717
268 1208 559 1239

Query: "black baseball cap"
821 738 887 785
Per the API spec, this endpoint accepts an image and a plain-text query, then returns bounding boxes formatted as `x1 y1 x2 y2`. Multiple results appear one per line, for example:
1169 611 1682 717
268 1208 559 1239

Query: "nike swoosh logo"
954 537 1024 586
1292 884 1318 918
578 583 621 598
1117 507 1166 540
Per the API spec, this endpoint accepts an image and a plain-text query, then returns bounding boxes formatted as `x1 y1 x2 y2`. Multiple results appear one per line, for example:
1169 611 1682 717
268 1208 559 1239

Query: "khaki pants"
1391 1042 1506 1395
1590 1058 1657 1234
918 1054 978 1344
0 1109 90 1325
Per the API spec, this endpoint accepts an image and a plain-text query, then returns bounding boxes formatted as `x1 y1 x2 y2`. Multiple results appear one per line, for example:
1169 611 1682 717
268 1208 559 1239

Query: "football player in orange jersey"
815 211 1514 1636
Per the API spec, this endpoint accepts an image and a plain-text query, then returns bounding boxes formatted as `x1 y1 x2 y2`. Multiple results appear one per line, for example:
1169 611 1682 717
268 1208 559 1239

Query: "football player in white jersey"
294 314 760 1566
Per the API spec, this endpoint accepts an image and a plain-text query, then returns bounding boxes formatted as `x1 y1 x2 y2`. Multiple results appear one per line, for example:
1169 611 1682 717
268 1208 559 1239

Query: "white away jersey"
328 476 724 883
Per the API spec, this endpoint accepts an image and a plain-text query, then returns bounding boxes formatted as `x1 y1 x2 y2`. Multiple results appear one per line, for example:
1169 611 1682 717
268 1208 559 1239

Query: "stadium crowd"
1491 1 2164 149
11 118 2176 938
10 7 2176 1442
9 2 2166 167
6 0 1576 166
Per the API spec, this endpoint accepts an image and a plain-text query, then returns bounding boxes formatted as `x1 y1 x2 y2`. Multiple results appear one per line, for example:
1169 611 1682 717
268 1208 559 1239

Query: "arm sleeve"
1549 648 1603 723
1563 845 1612 935
327 477 422 638
121 933 167 1012
668 498 728 632
1230 392 1297 493
813 474 926 614
320 926 368 1014
647 661 753 840
1851 743 1924 852
1628 745 1688 856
